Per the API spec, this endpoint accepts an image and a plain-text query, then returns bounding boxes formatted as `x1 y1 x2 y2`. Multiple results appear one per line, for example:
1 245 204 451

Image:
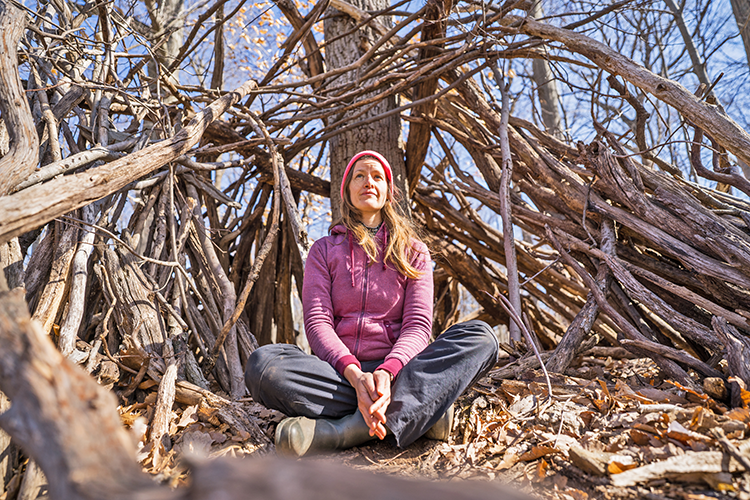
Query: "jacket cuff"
376 358 404 379
335 355 361 376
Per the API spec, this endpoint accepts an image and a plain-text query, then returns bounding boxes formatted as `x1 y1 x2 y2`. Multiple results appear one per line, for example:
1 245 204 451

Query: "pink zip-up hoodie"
302 223 433 378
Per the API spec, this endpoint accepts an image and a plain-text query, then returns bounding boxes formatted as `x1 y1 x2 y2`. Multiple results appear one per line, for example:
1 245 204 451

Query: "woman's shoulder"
409 237 431 261
409 237 428 250
310 226 348 251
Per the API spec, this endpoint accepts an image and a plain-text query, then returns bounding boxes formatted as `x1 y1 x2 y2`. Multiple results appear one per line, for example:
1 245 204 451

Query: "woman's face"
347 158 389 220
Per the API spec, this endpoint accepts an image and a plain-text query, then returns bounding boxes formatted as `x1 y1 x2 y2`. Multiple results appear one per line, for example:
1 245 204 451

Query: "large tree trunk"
325 0 408 214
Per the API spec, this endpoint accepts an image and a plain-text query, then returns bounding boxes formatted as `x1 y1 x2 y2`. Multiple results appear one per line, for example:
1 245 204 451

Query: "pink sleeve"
378 242 433 377
302 240 361 375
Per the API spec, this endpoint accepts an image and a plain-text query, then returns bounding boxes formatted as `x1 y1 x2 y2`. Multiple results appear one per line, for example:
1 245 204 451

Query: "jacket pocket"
384 320 397 344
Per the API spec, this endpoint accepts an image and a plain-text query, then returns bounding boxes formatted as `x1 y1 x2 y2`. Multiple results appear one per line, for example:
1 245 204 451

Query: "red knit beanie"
340 151 394 200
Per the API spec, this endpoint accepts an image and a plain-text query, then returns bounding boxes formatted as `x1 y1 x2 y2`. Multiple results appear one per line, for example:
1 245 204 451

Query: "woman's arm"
302 240 361 375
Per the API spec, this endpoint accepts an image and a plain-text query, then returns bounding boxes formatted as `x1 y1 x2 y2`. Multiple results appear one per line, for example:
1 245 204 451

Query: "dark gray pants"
245 320 499 448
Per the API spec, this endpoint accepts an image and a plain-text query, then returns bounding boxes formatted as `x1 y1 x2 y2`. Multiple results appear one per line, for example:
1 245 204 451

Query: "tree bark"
730 0 750 69
58 204 98 357
17 460 47 500
31 221 78 334
325 0 408 214
0 237 23 290
530 1 563 139
0 1 39 196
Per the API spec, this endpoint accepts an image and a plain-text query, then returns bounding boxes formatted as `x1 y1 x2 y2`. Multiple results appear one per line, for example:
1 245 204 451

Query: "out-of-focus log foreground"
1 0 750 494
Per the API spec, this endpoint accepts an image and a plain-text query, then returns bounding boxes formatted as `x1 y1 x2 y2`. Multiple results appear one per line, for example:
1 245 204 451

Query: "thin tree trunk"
58 204 98 357
546 218 615 373
186 183 245 399
404 0 451 192
31 221 78 334
210 4 224 90
0 2 39 195
730 0 750 69
0 237 23 290
530 1 563 139
494 64 522 342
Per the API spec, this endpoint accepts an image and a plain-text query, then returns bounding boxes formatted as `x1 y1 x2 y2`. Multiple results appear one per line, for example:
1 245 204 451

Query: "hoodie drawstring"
349 231 356 287
381 227 388 271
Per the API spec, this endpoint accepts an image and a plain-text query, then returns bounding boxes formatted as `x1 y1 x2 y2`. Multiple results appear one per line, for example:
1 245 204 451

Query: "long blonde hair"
333 158 426 279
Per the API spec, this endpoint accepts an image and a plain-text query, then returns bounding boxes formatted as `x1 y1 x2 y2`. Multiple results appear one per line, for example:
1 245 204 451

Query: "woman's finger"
370 396 390 424
363 374 380 401
373 370 391 397
373 421 387 440
357 399 378 431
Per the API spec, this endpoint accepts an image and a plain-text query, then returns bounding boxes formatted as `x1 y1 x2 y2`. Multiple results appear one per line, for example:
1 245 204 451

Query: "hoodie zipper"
353 253 370 358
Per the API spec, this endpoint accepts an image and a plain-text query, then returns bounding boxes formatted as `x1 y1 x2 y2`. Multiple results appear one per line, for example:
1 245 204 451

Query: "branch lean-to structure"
1 0 750 494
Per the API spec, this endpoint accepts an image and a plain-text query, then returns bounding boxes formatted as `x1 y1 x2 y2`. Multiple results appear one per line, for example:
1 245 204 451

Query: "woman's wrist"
343 363 364 386
374 368 393 382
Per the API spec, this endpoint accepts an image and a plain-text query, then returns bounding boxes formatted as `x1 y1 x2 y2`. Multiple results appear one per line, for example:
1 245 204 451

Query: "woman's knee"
244 344 293 401
449 319 499 360
471 319 499 348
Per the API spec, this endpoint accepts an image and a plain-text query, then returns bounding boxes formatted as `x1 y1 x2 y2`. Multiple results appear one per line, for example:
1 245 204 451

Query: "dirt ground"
128 350 750 499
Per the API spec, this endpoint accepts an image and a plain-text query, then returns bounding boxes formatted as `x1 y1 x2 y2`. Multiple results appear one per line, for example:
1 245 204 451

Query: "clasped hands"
343 365 392 440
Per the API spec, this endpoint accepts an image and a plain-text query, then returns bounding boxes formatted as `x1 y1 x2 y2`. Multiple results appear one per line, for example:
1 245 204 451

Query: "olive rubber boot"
275 410 377 457
424 404 453 441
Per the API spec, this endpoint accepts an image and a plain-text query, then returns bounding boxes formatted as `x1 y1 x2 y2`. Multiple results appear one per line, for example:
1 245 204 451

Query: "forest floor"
126 350 750 499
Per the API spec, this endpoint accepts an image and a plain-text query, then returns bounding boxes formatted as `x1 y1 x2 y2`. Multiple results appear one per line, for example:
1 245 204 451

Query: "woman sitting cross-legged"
245 150 499 457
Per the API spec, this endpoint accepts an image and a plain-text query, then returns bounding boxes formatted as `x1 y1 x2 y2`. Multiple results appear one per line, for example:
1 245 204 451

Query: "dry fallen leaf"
607 454 637 474
495 451 519 471
725 407 750 423
629 429 652 446
519 445 557 462
176 405 200 429
535 458 548 480
666 421 711 444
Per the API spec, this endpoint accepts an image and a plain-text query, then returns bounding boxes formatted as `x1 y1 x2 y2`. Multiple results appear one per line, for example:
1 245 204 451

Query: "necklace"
363 221 383 236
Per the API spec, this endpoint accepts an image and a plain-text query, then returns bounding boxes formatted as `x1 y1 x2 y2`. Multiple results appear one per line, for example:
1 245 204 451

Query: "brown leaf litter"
117 351 750 498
